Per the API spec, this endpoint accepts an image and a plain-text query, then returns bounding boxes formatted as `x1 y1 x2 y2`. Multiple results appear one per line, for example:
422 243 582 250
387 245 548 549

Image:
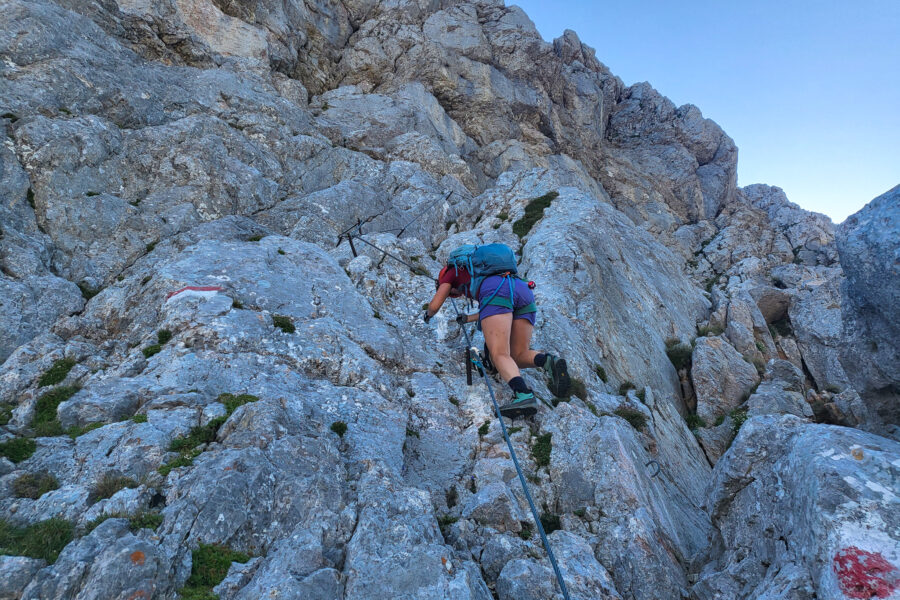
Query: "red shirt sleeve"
439 266 471 294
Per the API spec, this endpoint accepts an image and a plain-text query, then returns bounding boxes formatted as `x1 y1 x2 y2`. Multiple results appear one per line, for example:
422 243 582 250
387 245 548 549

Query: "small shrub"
218 393 258 415
91 473 138 503
37 358 76 387
729 409 748 436
247 235 263 242
128 511 164 532
132 413 148 424
508 426 523 434
585 401 599 416
697 324 724 337
140 275 151 286
636 388 646 402
277 248 285 255
770 316 793 338
0 438 37 463
568 377 587 401
178 544 251 600
65 422 103 439
573 508 586 518
594 365 608 382
714 414 726 427
539 512 561 534
437 515 458 533
77 283 99 300
272 314 295 334
232 299 244 309
33 419 64 437
448 396 460 407
157 330 173 345
512 191 559 239
685 414 706 430
478 421 490 437
145 241 157 253
169 421 220 453
0 518 74 563
0 403 13 426
614 407 647 430
518 525 532 540
158 451 199 476
665 338 693 371
618 381 635 396
34 386 79 431
142 344 161 359
825 384 842 394
532 433 552 467
12 472 59 499
373 311 382 320
406 427 420 438
330 421 347 437
26 188 35 209
755 340 767 353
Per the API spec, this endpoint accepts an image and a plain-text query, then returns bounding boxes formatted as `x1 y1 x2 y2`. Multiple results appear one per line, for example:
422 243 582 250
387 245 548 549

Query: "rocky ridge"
0 1 898 599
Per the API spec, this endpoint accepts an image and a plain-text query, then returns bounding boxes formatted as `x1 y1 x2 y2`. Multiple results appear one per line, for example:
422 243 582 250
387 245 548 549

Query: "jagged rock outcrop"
1 0 897 598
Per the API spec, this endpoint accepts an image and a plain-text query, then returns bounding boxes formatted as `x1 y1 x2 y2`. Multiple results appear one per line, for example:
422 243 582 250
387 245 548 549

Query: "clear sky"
513 0 900 223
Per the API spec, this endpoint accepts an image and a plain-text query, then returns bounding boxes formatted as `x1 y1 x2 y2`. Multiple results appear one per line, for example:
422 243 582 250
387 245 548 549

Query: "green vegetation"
330 421 347 438
685 414 707 430
157 329 173 344
755 340 767 353
0 403 15 426
373 311 382 320
532 433 552 467
585 400 599 416
90 473 138 503
0 438 37 463
38 358 76 387
445 485 458 509
573 508 586 518
618 381 635 396
247 235 263 242
539 512 561 534
0 518 74 563
636 388 646 402
65 422 103 439
178 544 251 600
77 282 99 300
406 427 420 438
132 413 148 424
218 393 258 415
2 112 19 123
277 248 285 255
142 344 161 359
169 421 221 453
614 407 647 430
568 377 588 401
437 515 458 534
158 450 201 476
33 385 80 436
518 525 532 540
86 191 99 197
507 426 523 434
665 338 693 371
448 396 459 407
512 191 559 239
697 324 724 337
729 408 748 436
26 188 35 209
825 384 842 394
232 299 244 309
714 414 726 427
769 316 793 338
272 314 295 334
12 472 59 499
145 241 157 253
594 364 608 383
84 510 163 535
478 421 490 437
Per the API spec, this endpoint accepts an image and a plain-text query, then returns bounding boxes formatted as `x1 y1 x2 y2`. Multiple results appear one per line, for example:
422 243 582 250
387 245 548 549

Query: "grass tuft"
142 344 161 359
132 413 148 424
532 433 552 467
38 358 76 387
26 188 35 209
478 421 490 437
12 472 59 499
33 386 80 434
178 544 251 600
665 338 693 371
90 473 138 503
65 422 103 439
77 282 99 300
614 407 647 430
157 330 172 345
512 191 559 239
218 393 258 415
247 235 263 242
232 299 244 309
0 518 74 563
594 365 608 382
539 512 561 534
330 421 347 438
0 403 13 426
0 438 37 463
685 413 707 430
585 400 599 416
568 377 588 401
518 525 532 540
729 409 748 436
697 324 725 337
618 381 635 396
272 314 295 334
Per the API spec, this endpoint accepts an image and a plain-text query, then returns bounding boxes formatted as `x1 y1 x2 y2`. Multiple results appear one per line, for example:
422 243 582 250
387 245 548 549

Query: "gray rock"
694 415 900 600
0 556 45 600
462 482 523 533
691 336 760 423
497 558 561 600
836 185 900 426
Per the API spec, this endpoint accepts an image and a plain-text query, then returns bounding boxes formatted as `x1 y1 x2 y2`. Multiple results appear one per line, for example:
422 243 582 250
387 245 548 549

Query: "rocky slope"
1 1 898 599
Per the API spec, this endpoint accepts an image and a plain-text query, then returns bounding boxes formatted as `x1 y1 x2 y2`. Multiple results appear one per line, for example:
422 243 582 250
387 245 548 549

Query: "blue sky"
513 0 900 223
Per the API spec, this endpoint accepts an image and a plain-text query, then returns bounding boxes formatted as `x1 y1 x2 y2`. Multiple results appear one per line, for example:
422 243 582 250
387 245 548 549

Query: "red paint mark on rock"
165 285 224 300
833 546 899 599
129 550 146 566
126 591 148 600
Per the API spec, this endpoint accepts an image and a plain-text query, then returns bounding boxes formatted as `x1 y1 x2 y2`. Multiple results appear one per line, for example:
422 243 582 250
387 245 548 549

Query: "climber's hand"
455 314 468 325
423 311 433 324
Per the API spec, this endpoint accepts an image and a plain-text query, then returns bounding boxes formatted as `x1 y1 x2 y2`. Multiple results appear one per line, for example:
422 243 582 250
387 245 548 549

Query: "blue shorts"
477 275 537 326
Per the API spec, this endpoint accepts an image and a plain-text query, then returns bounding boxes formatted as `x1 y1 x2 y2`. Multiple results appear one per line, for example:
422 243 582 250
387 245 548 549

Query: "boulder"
691 336 760 423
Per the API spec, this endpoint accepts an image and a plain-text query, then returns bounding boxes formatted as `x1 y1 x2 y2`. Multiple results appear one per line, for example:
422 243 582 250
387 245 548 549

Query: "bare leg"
510 318 540 368
481 313 518 382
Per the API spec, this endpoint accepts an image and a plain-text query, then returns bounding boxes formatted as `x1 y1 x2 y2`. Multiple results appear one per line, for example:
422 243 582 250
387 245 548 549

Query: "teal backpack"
447 243 519 301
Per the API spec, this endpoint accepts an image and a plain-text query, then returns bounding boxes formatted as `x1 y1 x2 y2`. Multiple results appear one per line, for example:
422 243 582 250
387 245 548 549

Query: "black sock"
534 353 547 368
508 376 530 394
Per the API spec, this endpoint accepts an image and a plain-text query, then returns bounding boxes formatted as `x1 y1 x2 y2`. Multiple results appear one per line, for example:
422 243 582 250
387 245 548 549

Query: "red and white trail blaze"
164 285 225 303
833 546 899 599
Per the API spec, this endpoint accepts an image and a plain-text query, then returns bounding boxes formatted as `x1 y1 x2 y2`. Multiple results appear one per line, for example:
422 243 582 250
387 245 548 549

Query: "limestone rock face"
837 185 900 427
1 0 897 598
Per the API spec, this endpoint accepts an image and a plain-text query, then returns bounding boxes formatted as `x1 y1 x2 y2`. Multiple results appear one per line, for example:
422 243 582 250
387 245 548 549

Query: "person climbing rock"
424 243 571 418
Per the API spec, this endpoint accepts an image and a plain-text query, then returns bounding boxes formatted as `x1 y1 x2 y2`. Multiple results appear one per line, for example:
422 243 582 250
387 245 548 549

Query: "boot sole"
549 359 571 398
499 401 538 419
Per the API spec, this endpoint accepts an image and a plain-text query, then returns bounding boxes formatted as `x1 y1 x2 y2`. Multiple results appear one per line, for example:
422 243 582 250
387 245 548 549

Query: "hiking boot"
498 391 539 419
544 355 571 398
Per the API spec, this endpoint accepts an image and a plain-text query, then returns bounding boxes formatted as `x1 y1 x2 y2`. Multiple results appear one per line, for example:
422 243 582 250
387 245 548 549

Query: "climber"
423 243 570 418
